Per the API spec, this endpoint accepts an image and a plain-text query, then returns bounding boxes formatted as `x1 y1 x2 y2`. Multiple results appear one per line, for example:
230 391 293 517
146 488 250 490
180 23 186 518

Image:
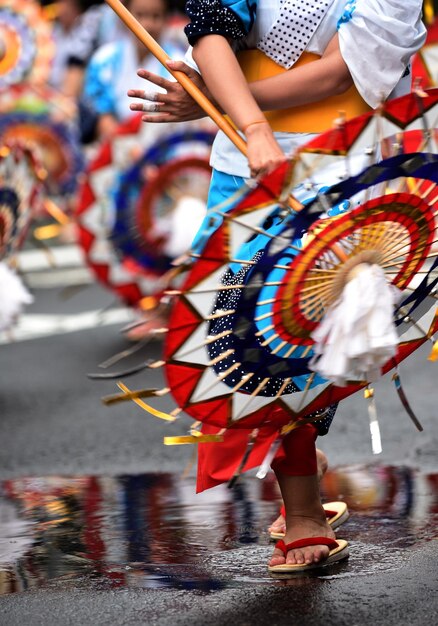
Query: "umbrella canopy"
108 90 438 437
0 84 83 196
0 0 54 88
0 142 44 260
76 118 215 308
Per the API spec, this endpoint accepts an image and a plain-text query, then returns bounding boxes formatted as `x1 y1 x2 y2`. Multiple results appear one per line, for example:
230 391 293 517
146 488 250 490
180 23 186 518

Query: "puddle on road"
0 465 437 595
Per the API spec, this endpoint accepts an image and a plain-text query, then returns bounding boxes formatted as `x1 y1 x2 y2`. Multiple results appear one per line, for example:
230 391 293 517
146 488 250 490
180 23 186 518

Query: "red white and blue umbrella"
106 90 438 456
77 116 215 308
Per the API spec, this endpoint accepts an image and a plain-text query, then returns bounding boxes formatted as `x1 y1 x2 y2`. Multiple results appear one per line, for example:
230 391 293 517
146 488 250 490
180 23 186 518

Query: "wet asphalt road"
1 281 437 625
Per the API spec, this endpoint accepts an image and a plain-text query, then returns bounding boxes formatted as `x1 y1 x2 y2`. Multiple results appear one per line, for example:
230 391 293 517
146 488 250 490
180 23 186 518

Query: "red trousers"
197 423 318 493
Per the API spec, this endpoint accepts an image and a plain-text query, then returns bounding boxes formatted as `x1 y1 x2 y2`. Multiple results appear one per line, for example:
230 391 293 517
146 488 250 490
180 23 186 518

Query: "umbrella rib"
382 235 437 261
175 329 233 358
231 372 255 392
254 311 273 322
295 372 317 413
373 225 408 252
206 309 236 320
398 307 432 339
283 344 299 358
234 377 271 420
223 214 303 253
193 361 242 401
260 333 280 347
274 377 292 397
207 349 235 366
256 297 277 306
271 340 288 355
255 324 275 337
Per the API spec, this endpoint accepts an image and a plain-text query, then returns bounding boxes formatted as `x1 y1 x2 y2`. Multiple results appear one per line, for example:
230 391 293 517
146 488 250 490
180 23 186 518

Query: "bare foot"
268 448 328 535
269 513 335 566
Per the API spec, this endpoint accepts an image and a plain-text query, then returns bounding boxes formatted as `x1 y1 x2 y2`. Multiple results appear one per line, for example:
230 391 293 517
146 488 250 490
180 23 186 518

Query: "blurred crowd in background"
41 0 187 143
0 0 217 338
1 1 438 340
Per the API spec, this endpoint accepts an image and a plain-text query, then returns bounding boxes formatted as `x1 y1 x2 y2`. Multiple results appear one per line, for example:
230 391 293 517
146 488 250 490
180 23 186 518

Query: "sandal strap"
275 537 339 555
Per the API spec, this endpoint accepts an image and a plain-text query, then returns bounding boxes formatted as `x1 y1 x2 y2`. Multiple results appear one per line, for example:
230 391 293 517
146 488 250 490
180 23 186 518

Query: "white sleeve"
338 0 426 108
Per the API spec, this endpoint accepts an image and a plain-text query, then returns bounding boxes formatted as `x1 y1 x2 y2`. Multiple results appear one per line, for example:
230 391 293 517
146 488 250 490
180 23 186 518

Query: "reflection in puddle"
0 465 437 595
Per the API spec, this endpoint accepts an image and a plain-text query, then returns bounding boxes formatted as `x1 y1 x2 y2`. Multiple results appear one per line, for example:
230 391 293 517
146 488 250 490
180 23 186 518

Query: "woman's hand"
245 121 287 179
128 60 212 123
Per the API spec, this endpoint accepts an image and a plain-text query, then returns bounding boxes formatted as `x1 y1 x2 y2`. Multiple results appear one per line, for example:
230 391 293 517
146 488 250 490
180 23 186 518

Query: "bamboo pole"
104 0 246 153
104 0 302 211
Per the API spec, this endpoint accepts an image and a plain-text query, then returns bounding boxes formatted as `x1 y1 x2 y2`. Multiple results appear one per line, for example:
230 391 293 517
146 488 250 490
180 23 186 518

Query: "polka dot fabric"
258 0 333 69
207 251 338 437
185 0 249 46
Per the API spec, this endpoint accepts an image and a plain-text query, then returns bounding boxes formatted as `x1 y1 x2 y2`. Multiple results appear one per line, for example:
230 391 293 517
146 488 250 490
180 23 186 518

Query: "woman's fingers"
141 113 171 123
128 63 207 123
127 88 161 101
166 59 202 82
137 68 170 89
129 101 160 112
139 102 161 113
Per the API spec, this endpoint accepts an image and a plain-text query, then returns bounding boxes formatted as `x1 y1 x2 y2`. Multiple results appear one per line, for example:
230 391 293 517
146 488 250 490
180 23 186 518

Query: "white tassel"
364 387 383 455
0 262 33 331
256 436 284 479
163 196 206 258
309 263 402 386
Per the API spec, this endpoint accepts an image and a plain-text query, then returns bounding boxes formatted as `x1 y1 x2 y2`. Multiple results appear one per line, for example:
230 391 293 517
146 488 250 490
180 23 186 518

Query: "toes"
268 523 285 533
268 515 285 533
303 547 322 564
269 549 286 567
312 547 329 563
286 549 304 565
285 545 331 566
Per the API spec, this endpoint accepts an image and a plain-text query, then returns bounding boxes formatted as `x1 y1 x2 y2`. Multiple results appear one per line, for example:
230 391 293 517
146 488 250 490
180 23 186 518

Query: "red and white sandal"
268 537 349 575
269 501 349 540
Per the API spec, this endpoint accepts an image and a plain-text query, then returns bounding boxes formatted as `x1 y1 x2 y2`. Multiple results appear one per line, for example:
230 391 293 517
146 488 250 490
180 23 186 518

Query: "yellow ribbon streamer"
102 386 160 405
164 434 224 445
33 224 62 240
102 382 176 421
428 339 438 361
424 0 435 25
44 199 70 225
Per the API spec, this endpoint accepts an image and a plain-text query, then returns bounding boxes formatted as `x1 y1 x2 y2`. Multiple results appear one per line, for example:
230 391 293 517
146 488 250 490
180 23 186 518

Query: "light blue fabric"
192 169 350 254
84 42 124 116
83 37 184 120
221 0 258 33
337 0 356 27
191 169 246 254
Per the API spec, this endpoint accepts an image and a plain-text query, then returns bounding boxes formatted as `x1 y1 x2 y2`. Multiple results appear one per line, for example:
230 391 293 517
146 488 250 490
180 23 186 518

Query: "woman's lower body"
195 168 342 568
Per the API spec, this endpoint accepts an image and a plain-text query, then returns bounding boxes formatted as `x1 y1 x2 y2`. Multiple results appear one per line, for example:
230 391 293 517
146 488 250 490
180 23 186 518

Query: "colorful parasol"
111 129 214 274
105 89 438 456
76 116 215 308
413 18 438 88
0 0 54 88
0 142 45 259
0 85 83 197
0 142 44 332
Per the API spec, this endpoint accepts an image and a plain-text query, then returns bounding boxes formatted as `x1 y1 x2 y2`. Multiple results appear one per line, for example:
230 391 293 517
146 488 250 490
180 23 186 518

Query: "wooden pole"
104 0 303 211
104 0 246 153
